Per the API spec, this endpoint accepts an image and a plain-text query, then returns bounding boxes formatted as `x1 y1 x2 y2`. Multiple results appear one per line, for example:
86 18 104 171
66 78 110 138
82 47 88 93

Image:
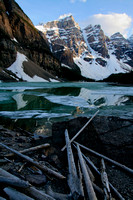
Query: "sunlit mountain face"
0 0 133 82
36 15 133 82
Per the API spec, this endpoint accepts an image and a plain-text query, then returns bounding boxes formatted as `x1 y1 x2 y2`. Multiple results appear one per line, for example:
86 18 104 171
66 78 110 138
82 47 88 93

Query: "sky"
15 0 133 38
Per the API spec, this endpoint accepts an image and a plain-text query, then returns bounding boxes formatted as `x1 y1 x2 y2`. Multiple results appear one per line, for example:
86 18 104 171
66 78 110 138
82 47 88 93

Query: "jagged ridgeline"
36 15 133 83
0 0 133 82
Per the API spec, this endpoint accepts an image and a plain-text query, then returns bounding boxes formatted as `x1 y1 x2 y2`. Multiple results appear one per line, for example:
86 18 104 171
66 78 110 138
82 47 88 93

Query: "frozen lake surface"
0 82 133 132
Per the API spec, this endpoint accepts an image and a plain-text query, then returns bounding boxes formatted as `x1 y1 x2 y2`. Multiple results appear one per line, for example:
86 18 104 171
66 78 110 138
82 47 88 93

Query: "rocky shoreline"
0 115 133 199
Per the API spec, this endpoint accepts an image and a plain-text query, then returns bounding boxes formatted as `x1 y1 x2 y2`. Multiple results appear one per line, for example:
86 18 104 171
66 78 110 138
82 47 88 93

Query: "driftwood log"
65 129 84 199
73 144 125 200
5 143 50 157
101 159 112 200
77 161 84 197
81 153 125 200
46 186 71 200
92 183 104 198
61 110 99 151
0 176 30 188
79 155 104 198
0 168 55 200
77 144 97 200
78 148 104 198
4 187 34 200
25 187 55 200
0 142 65 180
74 142 133 175
85 161 95 182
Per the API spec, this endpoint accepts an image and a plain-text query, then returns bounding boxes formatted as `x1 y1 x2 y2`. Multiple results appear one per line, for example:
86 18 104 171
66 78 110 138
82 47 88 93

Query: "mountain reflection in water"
0 82 133 134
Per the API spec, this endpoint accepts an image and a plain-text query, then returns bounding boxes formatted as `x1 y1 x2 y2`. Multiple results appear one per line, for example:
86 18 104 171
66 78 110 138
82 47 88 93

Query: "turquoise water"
0 82 133 133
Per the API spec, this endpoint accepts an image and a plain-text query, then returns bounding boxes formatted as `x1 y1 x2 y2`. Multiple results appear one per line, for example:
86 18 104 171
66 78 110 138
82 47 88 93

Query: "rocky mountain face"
0 0 133 82
109 32 133 70
36 15 133 83
128 34 133 47
0 0 61 82
36 15 89 80
83 24 109 59
109 32 130 60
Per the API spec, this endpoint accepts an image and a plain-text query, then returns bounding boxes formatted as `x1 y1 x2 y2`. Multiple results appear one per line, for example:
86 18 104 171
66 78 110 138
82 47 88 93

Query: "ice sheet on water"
79 88 129 107
45 95 91 108
90 87 133 96
44 87 131 109
0 82 133 122
0 110 40 119
0 110 71 119
35 113 71 119
0 86 43 91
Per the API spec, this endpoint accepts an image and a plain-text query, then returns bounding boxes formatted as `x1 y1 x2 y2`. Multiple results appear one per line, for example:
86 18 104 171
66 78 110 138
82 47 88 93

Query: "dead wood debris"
0 118 132 200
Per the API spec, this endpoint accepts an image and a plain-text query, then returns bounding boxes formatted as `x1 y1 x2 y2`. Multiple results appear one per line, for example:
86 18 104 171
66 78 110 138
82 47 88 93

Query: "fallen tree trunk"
65 129 84 199
77 144 97 200
74 142 133 175
0 142 65 180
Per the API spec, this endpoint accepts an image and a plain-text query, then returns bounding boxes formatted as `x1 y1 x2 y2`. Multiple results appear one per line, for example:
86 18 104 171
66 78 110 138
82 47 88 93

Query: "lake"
0 82 133 134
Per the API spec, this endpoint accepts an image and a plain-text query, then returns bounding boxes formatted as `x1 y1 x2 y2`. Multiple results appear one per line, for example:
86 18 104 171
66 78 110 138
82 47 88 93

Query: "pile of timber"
0 125 67 200
0 111 133 200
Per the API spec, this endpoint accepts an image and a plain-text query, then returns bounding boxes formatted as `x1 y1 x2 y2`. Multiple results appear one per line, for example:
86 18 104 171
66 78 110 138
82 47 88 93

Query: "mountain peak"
84 24 101 30
1 1 133 83
58 14 73 21
58 14 80 29
110 32 129 47
110 32 125 40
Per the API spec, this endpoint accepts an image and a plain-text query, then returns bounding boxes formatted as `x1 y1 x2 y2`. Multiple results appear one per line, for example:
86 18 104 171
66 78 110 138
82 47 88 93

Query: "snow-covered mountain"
37 15 87 57
1 0 132 83
36 15 88 80
36 15 133 82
